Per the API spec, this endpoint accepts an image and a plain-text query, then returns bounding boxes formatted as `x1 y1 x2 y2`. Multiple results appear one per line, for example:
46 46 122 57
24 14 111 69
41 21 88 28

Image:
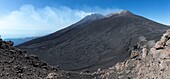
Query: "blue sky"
0 0 169 38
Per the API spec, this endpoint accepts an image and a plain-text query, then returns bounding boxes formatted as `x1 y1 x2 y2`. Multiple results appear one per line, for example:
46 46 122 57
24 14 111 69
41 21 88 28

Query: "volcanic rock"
99 29 170 79
0 39 68 79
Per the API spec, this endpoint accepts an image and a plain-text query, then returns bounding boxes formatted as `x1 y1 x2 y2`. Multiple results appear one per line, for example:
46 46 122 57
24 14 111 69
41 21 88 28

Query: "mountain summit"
105 10 133 18
75 13 104 25
18 11 170 72
81 13 104 21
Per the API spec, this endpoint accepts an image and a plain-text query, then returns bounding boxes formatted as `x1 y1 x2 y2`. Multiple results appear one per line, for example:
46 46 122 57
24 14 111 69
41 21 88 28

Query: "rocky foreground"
1 29 170 79
0 38 102 79
97 29 170 79
0 39 68 79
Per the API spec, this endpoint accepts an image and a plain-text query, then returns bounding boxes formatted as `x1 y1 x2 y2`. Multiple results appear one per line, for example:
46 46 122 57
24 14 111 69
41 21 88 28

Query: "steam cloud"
0 4 121 38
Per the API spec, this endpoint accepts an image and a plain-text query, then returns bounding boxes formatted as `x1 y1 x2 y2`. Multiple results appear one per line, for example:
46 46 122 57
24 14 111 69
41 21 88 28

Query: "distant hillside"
5 37 38 46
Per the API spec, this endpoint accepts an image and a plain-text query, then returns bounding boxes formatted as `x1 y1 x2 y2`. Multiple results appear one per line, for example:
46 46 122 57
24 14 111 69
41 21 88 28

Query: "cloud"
0 4 122 38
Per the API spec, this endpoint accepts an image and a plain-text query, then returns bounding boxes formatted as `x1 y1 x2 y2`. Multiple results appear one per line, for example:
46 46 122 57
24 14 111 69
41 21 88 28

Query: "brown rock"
154 41 164 49
150 48 160 60
159 49 170 59
166 29 170 36
160 60 167 71
160 36 168 44
150 48 156 54
115 62 124 71
166 40 170 46
115 63 121 70
6 41 14 47
130 50 139 58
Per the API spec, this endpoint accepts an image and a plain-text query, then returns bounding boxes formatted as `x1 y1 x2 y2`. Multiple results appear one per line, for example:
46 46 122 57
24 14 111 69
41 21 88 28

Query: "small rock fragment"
142 47 148 58
46 72 59 79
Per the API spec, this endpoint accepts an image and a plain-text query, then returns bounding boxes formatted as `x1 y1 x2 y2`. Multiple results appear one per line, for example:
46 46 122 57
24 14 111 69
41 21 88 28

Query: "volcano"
17 10 170 72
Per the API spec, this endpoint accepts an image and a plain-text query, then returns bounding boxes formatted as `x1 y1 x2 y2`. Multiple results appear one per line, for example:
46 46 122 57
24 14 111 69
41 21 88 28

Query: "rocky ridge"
0 39 68 79
96 29 170 79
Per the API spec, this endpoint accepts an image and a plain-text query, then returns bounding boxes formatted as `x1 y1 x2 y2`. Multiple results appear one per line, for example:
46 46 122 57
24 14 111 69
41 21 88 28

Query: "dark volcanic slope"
18 11 170 71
